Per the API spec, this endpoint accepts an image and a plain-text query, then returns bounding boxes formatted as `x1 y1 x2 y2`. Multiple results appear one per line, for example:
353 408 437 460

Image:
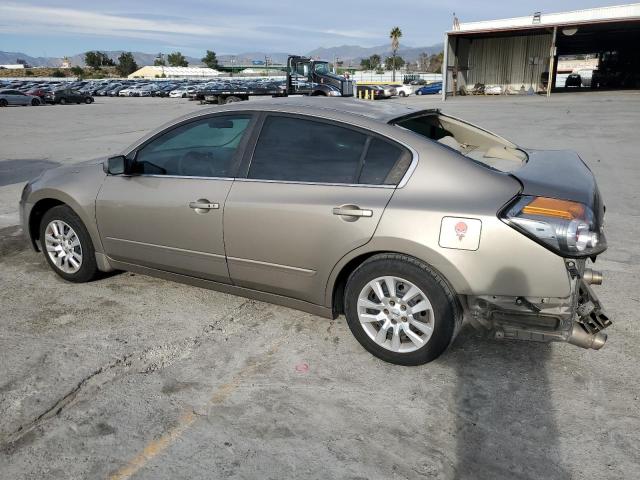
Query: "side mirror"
104 155 129 175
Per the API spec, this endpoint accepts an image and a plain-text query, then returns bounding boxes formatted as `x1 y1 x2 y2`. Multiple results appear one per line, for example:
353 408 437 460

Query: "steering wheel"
178 151 217 177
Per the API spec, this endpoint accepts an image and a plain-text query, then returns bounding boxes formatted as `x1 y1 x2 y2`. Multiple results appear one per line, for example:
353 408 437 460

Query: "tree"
418 52 430 72
51 69 66 78
167 51 188 67
385 56 405 71
201 50 219 69
389 26 403 80
116 52 138 77
85 51 114 69
428 52 444 73
360 54 381 71
154 58 166 66
70 66 84 77
369 54 381 70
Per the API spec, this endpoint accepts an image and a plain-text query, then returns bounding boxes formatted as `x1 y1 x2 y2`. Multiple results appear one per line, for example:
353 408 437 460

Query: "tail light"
501 195 606 258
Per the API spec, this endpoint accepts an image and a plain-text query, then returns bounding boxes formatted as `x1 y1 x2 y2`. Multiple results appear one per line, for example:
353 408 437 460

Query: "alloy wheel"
357 276 434 353
44 220 83 274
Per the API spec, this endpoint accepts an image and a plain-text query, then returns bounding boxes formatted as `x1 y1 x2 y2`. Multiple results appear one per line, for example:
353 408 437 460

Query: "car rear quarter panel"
325 139 572 305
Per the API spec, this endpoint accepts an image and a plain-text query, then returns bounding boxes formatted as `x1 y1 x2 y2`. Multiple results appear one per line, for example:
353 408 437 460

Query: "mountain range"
0 43 443 68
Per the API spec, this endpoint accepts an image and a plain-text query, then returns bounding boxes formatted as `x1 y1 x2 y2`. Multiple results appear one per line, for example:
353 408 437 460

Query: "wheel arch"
310 86 330 96
327 240 468 316
28 197 65 250
27 188 104 255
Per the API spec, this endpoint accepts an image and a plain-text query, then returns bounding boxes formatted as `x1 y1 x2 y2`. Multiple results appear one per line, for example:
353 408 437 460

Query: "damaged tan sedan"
19 98 611 365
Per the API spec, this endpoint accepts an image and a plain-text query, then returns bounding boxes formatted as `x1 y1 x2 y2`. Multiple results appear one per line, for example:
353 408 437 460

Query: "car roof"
196 97 438 124
123 97 440 155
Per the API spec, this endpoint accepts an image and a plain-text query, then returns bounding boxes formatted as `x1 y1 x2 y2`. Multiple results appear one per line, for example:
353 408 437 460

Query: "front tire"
59 98 67 105
344 254 460 365
31 98 40 106
40 205 100 283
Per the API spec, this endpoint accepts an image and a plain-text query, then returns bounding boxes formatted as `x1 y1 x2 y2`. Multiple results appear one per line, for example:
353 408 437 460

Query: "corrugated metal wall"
462 34 552 91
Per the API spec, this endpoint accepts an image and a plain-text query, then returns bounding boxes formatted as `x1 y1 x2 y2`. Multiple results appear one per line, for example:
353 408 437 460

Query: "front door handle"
189 199 219 211
332 206 373 218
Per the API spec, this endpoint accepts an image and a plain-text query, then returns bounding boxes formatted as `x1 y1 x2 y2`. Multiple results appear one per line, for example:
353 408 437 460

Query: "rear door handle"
332 206 373 217
189 200 219 210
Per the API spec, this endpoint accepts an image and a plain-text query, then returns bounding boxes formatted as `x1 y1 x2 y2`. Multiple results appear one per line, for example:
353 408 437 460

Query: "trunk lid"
513 149 605 228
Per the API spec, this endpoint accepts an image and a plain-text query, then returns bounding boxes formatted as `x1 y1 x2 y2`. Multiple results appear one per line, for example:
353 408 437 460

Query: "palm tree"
389 26 402 81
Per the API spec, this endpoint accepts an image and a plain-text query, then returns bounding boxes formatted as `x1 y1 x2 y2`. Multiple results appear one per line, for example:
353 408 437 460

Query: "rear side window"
359 137 406 185
248 115 410 185
249 116 366 183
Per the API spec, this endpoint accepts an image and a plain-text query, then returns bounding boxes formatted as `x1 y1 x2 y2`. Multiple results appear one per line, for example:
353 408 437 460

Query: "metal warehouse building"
128 66 222 79
443 3 640 98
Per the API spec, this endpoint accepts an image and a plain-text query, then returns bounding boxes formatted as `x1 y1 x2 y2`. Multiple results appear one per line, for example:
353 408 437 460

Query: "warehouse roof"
449 3 640 35
128 66 222 78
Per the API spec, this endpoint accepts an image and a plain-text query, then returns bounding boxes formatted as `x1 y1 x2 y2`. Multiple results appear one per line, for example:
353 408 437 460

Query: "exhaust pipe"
582 269 603 285
567 323 607 350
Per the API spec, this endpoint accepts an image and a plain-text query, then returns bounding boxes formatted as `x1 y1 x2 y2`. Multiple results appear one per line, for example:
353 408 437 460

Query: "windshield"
313 62 330 75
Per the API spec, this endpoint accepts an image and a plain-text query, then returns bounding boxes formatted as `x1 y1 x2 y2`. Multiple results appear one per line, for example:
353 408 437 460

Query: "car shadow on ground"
0 159 61 187
445 325 569 479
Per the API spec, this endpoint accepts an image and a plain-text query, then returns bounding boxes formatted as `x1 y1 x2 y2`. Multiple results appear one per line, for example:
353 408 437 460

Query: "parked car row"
356 83 414 100
0 88 94 106
0 79 97 106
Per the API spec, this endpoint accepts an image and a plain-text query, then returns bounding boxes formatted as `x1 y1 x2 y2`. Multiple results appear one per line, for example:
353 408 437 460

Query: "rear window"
393 113 527 172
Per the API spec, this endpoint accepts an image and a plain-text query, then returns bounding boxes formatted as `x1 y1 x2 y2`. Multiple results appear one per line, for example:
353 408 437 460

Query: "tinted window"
134 115 251 177
249 116 367 183
358 137 406 185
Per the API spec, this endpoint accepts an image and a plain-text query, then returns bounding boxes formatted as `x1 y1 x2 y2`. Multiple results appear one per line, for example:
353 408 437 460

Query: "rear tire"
31 98 40 106
0 99 7 107
344 254 460 365
39 205 100 283
399 91 406 97
224 96 242 103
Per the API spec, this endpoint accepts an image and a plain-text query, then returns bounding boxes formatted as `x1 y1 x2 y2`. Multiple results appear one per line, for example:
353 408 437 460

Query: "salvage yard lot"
1 93 639 479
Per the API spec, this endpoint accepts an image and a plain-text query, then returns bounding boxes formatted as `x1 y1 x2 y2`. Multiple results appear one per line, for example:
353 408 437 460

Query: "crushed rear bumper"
465 259 611 349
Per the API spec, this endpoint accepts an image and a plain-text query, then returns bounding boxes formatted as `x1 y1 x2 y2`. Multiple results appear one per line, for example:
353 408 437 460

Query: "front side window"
248 115 410 185
134 115 251 177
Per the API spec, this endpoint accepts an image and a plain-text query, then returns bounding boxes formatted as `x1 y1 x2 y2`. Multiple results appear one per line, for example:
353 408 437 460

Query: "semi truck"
198 55 354 104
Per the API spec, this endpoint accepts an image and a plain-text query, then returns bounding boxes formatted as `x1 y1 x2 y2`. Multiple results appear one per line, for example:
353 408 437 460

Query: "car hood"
30 157 105 185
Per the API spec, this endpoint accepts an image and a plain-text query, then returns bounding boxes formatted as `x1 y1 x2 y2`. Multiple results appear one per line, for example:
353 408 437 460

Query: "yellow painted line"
109 342 281 480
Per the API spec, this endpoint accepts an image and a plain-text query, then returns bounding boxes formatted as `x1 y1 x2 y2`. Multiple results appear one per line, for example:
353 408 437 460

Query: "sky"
0 1 632 57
